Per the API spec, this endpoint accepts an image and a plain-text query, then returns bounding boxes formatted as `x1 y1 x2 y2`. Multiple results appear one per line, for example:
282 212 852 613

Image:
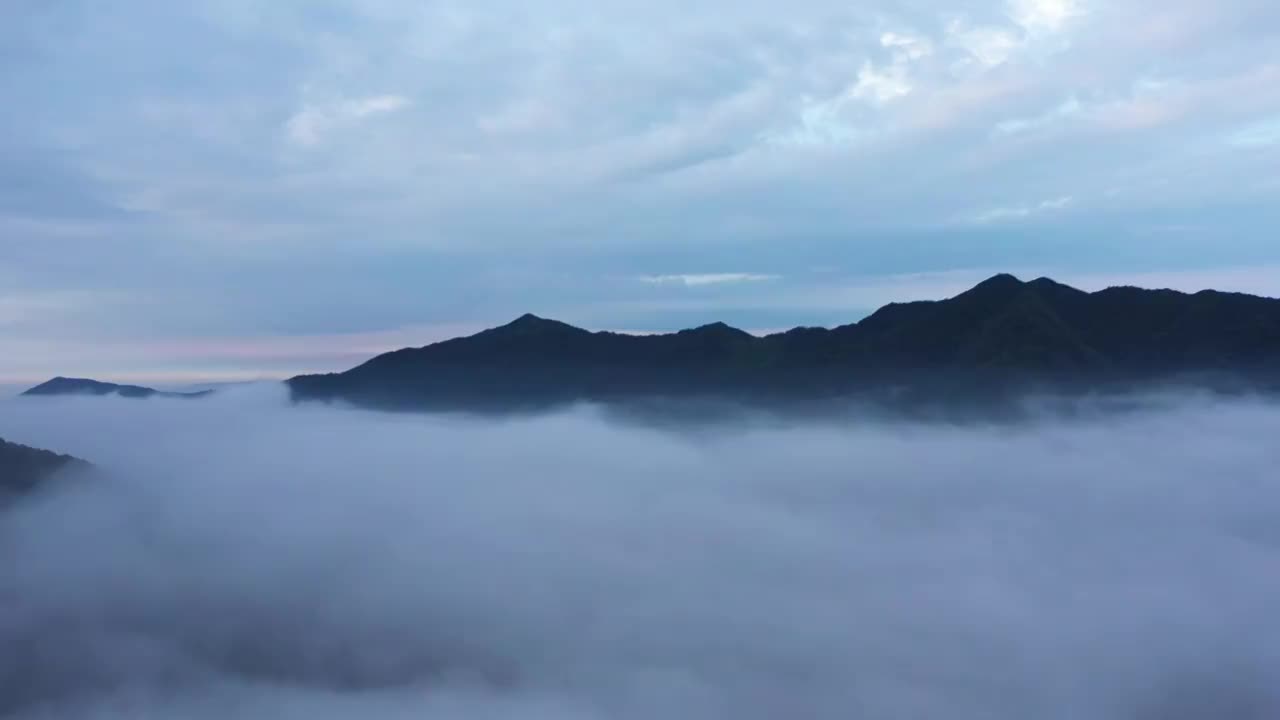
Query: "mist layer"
2 388 1278 719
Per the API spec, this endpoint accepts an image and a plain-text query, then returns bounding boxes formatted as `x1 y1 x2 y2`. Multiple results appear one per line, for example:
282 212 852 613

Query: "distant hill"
286 274 1280 413
21 377 213 400
0 437 88 499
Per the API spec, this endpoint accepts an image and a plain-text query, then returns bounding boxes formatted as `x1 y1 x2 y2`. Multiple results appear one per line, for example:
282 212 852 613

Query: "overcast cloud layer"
2 390 1280 718
3 0 1280 381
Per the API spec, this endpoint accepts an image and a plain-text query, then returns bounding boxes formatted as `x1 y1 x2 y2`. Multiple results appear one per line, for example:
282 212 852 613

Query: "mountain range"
13 273 1274 488
285 274 1280 413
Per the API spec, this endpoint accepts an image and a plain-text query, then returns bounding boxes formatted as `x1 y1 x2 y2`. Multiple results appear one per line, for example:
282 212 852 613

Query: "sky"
3 0 1279 384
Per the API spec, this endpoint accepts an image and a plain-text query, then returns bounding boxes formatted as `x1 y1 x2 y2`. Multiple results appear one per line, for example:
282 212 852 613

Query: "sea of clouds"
1 385 1278 719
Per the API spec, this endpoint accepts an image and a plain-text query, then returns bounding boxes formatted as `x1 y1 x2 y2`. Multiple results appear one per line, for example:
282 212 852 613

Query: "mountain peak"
976 273 1025 290
23 377 134 396
683 321 752 339
1027 276 1089 298
511 312 549 325
504 313 568 328
951 273 1026 304
487 313 589 339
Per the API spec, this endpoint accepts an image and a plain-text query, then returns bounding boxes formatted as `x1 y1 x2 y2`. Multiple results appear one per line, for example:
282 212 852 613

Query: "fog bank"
2 387 1279 719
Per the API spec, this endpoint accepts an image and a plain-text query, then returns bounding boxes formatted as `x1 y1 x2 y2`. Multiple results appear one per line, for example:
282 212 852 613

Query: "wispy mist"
2 388 1278 718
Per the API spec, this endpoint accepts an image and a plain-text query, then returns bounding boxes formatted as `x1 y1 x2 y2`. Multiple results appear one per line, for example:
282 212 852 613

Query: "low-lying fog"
2 386 1278 719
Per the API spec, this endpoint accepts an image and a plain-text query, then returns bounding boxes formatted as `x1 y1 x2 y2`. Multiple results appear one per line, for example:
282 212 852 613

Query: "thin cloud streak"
286 94 412 147
965 196 1075 224
640 273 782 287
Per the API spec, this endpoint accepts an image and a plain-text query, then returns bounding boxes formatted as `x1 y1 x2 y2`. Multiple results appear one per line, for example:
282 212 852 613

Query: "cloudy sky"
3 0 1279 383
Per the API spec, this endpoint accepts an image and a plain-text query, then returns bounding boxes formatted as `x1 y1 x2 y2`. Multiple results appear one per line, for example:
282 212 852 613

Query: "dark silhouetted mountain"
21 377 214 399
0 437 89 499
287 276 1280 413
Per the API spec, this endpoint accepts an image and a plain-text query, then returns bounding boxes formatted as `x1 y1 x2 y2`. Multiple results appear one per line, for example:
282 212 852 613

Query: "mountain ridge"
21 377 214 400
0 437 89 499
287 274 1280 413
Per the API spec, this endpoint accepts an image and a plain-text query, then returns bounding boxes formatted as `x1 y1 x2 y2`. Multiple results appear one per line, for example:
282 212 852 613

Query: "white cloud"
641 273 780 287
346 95 410 118
848 30 936 106
286 94 411 147
948 0 1084 70
946 21 1024 69
771 28 931 146
1008 0 1085 34
850 61 914 105
880 31 933 61
967 195 1075 224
